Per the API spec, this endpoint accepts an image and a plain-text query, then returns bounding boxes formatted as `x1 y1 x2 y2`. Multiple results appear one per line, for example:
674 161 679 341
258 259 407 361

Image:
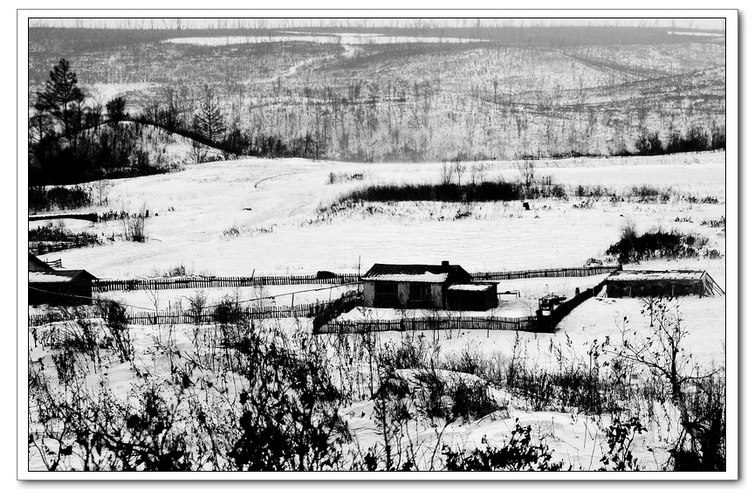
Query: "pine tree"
196 86 226 143
35 58 85 139
105 96 127 122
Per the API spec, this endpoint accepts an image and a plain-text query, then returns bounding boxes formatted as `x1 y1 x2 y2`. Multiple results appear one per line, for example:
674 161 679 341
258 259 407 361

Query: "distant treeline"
29 54 725 186
632 126 726 156
133 115 329 161
30 121 179 185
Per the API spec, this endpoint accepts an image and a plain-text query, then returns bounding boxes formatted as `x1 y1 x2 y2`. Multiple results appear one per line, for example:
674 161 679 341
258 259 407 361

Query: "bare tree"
190 140 208 164
603 298 725 470
518 160 536 198
94 179 112 206
440 161 453 185
469 163 486 185
452 155 467 186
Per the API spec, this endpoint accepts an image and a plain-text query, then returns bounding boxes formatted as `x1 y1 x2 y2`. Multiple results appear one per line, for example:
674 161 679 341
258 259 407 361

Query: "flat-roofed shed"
603 270 724 298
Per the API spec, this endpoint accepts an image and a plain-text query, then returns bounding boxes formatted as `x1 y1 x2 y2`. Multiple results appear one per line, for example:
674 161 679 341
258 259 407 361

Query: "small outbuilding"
29 253 54 272
448 283 499 311
603 270 724 298
362 261 498 310
29 268 97 306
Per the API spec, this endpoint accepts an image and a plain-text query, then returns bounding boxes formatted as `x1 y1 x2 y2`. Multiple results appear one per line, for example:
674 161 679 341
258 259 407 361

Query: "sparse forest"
28 25 725 185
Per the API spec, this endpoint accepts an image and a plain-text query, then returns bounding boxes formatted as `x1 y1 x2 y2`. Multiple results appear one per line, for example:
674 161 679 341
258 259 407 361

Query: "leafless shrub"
123 205 147 242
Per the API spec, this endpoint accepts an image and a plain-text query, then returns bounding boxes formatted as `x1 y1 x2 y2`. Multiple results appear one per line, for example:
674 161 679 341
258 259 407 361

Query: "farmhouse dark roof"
54 270 96 281
28 254 53 272
363 263 470 283
29 269 96 284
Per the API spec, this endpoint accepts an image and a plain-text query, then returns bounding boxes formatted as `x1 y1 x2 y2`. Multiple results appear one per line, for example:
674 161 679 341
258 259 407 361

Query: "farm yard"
27 150 728 472
25 19 730 475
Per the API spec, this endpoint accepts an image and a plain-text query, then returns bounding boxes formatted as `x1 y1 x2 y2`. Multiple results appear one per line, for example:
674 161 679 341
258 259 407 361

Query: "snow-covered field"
35 150 727 377
331 295 725 374
98 283 359 311
43 151 725 278
29 151 727 472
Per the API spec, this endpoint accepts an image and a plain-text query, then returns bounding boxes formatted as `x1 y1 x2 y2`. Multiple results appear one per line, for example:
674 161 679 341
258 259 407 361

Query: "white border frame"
16 8 739 481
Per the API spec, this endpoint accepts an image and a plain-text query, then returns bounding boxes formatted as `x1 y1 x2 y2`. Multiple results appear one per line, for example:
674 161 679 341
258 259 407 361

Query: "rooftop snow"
365 272 449 283
29 272 73 283
363 263 469 282
606 270 706 282
448 284 495 291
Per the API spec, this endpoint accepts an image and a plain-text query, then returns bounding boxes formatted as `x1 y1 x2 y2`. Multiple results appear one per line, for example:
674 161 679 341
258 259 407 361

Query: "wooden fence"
469 265 620 281
92 274 362 292
90 265 620 293
126 305 317 325
29 304 313 327
316 315 542 334
29 291 364 328
540 281 606 332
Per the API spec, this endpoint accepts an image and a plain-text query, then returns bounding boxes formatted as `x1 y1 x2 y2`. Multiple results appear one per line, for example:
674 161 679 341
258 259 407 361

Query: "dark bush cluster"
337 173 570 205
443 422 564 471
28 225 100 250
29 185 92 212
31 122 178 185
606 226 710 263
634 126 725 156
506 364 613 414
629 185 672 203
411 368 502 423
212 296 244 325
340 181 522 204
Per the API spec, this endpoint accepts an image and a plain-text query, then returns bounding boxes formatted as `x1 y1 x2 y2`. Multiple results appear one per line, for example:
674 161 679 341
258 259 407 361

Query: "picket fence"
89 265 620 293
316 315 542 334
469 265 620 281
92 274 362 292
29 291 364 328
28 304 314 327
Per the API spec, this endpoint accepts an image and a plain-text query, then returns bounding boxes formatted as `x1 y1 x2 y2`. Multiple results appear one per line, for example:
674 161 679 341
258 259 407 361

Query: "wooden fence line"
469 265 620 281
90 265 621 293
29 291 364 327
539 281 605 332
29 305 315 327
317 315 542 334
92 274 363 292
